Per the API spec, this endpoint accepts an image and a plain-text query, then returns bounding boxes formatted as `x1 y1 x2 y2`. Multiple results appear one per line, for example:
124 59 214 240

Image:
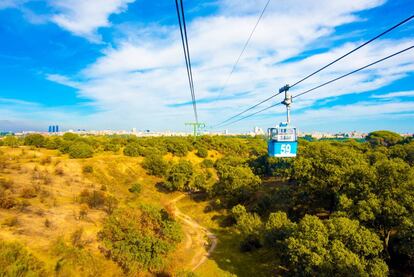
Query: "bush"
21 187 37 198
79 189 106 209
3 136 21 147
2 216 19 227
164 160 193 191
0 240 46 276
104 142 120 152
24 134 45 148
82 165 93 173
0 189 16 209
129 183 142 194
98 206 182 273
123 142 143 157
201 159 214 168
68 142 93 159
196 147 208 158
0 178 13 189
142 154 169 177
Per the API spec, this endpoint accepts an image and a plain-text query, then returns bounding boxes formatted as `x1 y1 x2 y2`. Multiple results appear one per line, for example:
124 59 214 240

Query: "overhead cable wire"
289 14 414 89
220 44 414 127
175 0 199 123
214 0 272 103
213 14 414 128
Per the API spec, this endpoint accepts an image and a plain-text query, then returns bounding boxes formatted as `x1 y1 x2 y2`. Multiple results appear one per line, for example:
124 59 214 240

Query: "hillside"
0 132 413 276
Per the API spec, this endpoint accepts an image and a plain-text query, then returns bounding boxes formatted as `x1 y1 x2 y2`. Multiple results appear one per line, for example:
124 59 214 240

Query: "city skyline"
0 0 413 133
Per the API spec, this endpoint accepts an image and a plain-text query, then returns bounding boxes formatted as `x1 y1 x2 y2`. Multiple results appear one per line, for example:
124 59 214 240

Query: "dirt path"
169 194 218 272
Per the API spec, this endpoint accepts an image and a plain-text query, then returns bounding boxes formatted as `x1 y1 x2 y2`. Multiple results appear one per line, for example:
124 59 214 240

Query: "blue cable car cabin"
268 122 298 157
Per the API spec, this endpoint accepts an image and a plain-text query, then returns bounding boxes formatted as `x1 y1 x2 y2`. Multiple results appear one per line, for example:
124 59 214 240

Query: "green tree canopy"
366 130 402 147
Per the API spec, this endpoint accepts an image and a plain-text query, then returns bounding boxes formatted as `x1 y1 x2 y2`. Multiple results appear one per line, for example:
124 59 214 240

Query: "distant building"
48 125 60 133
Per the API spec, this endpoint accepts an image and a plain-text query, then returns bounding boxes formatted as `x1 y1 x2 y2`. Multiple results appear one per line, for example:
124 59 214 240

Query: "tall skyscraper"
55 125 59 132
48 126 52 132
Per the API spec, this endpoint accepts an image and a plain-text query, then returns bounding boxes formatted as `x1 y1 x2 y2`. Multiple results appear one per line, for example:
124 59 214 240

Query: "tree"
366 130 402 147
142 154 168 177
214 164 261 206
98 206 182 273
283 215 387 276
123 142 143 157
24 134 45 148
164 160 193 191
264 211 296 247
68 142 94 158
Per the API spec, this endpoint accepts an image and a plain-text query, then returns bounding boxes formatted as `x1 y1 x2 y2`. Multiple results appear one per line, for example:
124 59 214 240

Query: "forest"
0 130 413 276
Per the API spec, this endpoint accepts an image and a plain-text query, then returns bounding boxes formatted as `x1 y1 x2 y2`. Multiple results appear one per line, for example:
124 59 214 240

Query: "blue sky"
0 0 413 133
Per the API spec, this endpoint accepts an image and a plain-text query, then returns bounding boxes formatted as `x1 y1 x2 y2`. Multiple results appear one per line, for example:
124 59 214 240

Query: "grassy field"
0 145 272 276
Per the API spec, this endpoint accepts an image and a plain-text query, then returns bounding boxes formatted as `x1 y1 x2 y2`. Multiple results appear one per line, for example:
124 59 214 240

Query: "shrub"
164 160 193 191
21 187 37 198
44 218 52 228
24 134 45 148
142 154 169 177
55 167 64 176
201 159 214 168
0 177 13 189
103 195 119 214
128 183 142 194
196 147 208 158
62 133 79 141
78 189 106 209
0 240 46 276
123 142 143 157
82 165 93 173
3 136 20 147
98 206 182 273
68 142 93 159
0 189 16 209
71 228 85 248
104 142 120 152
2 216 19 227
52 237 108 276
40 156 52 165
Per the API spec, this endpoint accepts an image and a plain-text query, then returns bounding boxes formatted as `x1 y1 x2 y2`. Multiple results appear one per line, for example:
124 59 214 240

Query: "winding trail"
169 194 218 271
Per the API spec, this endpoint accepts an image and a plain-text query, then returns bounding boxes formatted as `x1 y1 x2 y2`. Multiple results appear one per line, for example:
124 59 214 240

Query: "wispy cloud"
3 0 414 132
50 0 136 42
372 90 414 99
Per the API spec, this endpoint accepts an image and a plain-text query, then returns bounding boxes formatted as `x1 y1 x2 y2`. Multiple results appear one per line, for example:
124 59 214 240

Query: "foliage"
282 215 387 276
366 130 402 147
214 159 261 206
68 142 94 159
53 237 109 277
163 160 194 191
98 205 182 273
196 147 208 158
123 142 143 157
129 183 142 194
0 240 46 277
3 136 21 147
82 165 93 173
142 154 169 177
24 134 45 148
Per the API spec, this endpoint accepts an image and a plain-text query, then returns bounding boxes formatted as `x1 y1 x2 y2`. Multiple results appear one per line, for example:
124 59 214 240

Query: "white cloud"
29 0 414 131
372 90 414 99
50 0 135 41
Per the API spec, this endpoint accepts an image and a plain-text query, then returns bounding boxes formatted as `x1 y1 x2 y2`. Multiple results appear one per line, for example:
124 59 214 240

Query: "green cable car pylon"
185 122 206 137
